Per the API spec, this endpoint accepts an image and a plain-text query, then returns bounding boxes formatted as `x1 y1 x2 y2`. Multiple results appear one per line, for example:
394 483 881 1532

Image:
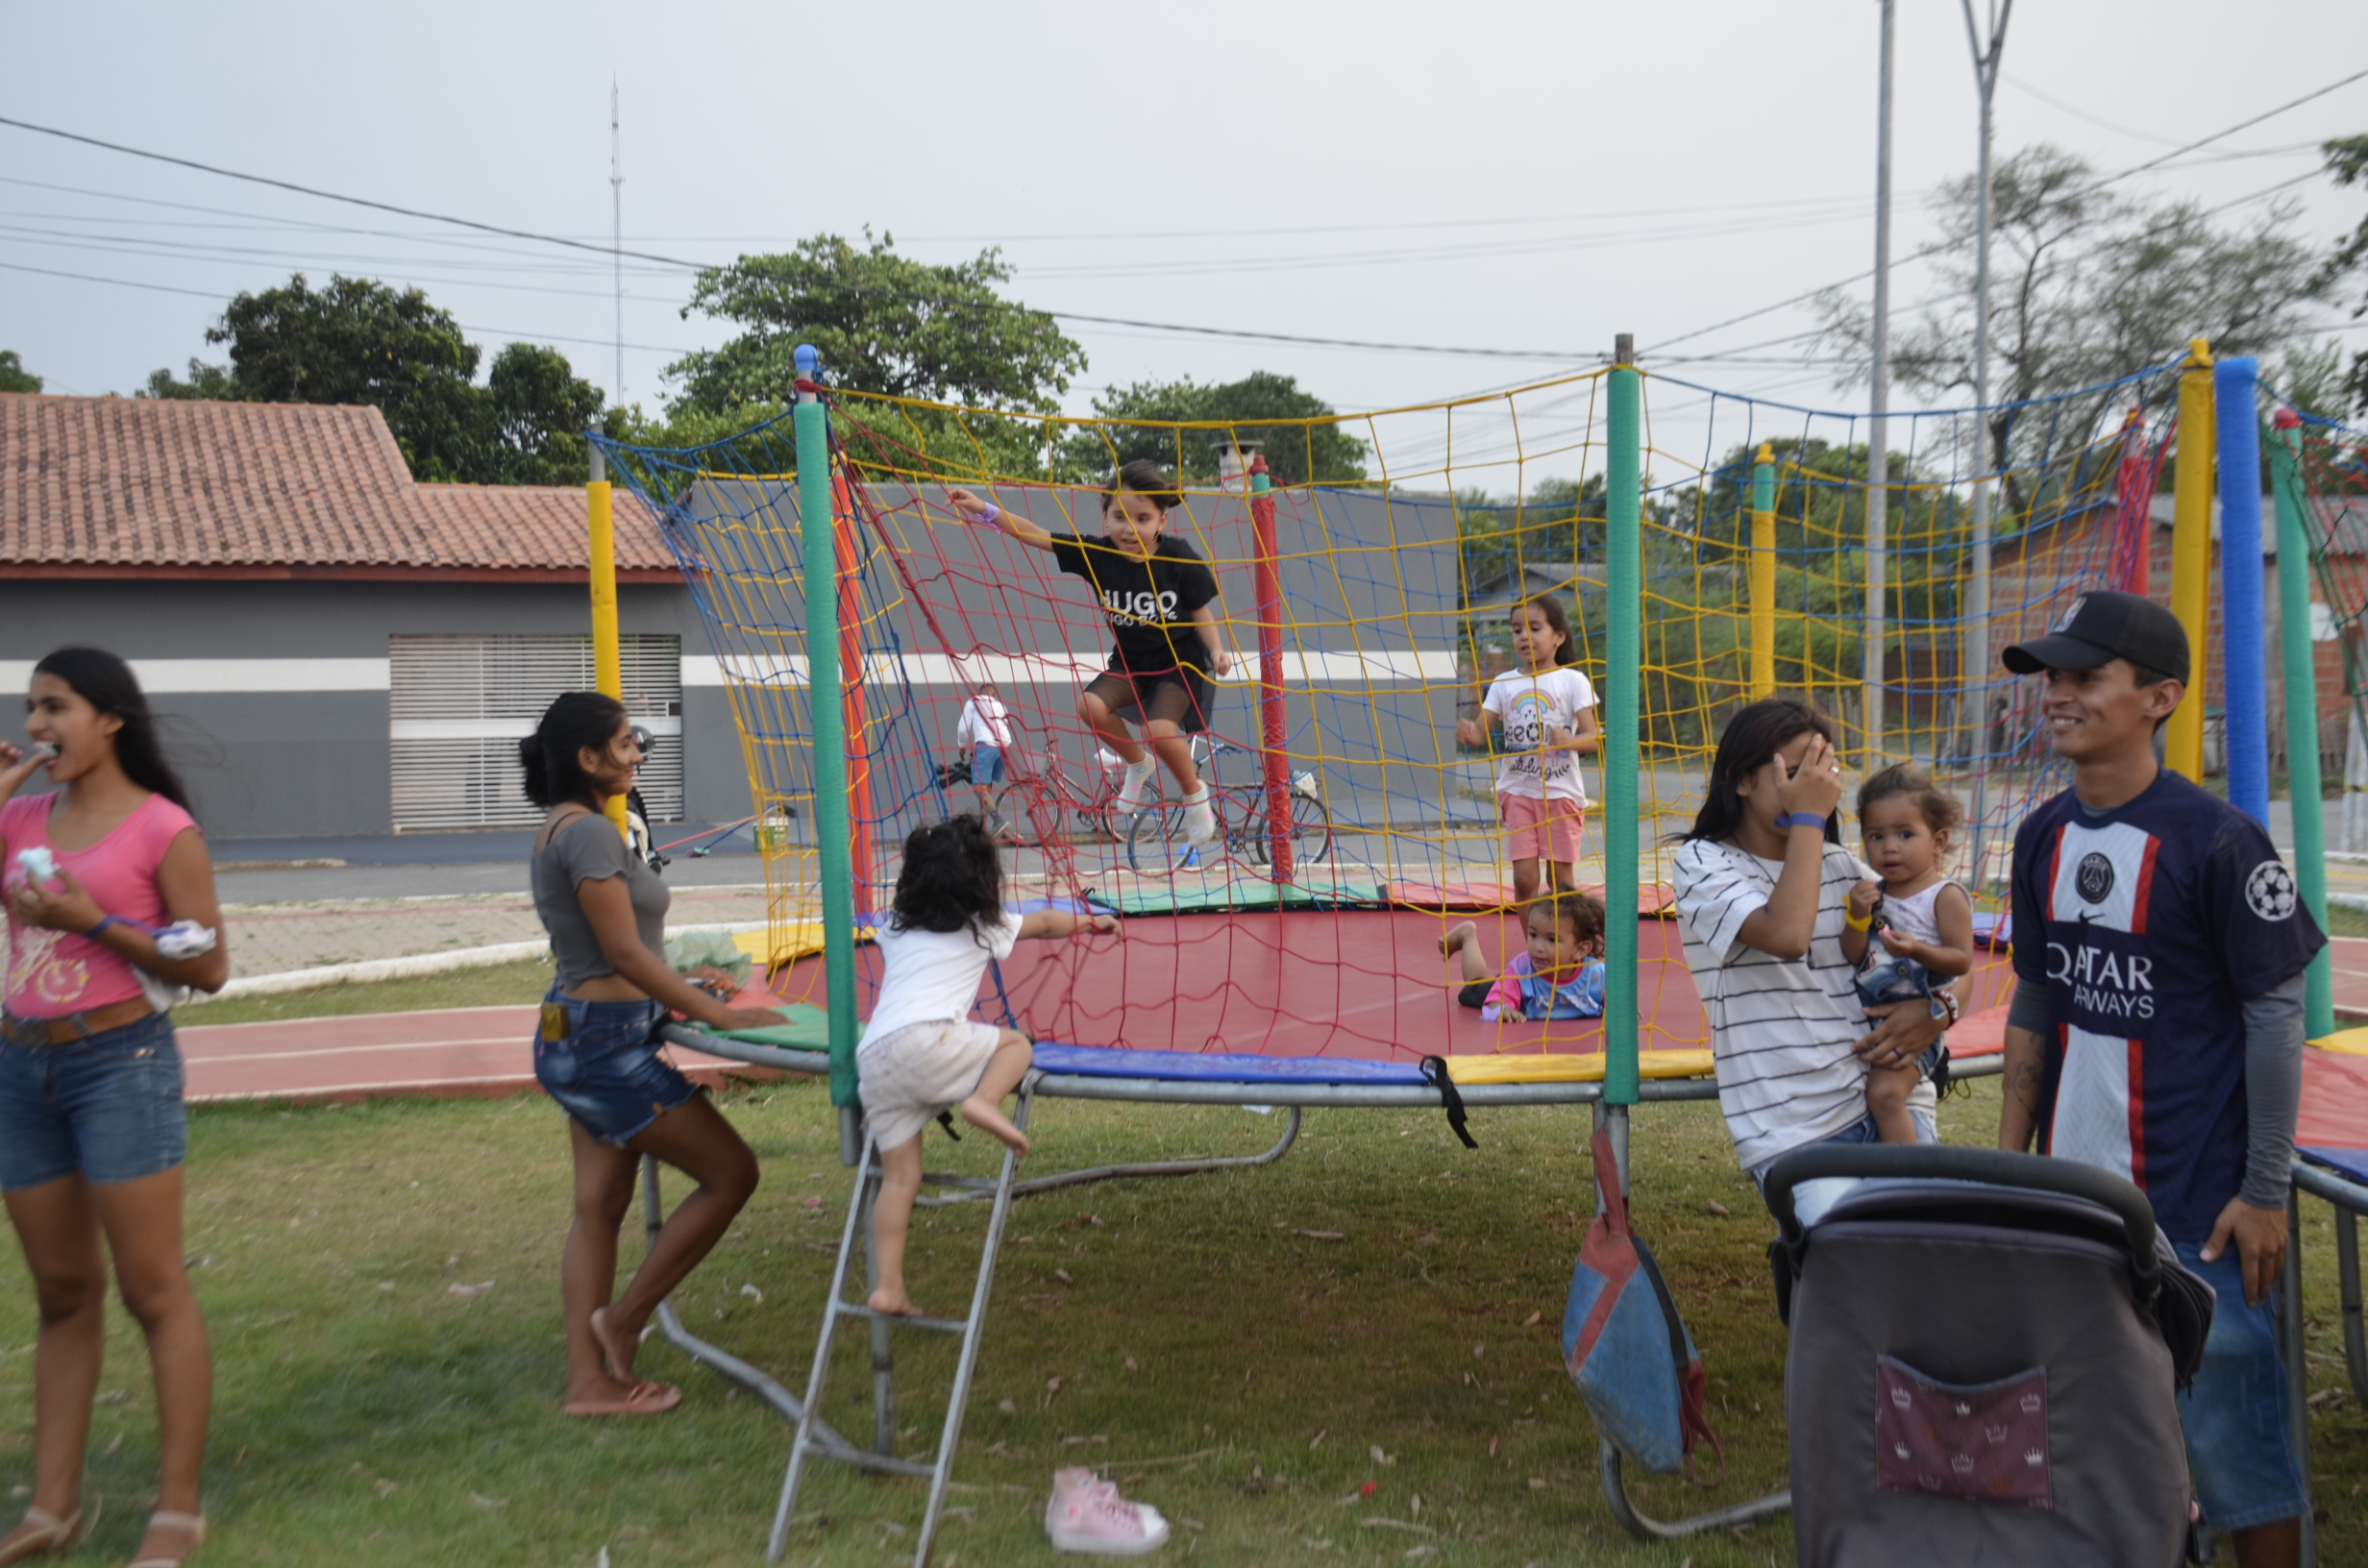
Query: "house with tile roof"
0 393 750 841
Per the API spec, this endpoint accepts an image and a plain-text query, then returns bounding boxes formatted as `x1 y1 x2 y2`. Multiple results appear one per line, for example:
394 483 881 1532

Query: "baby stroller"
1764 1144 2213 1567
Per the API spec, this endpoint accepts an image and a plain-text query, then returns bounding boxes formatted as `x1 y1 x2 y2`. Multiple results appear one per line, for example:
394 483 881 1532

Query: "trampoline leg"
637 1157 863 1467
1598 1440 1790 1539
914 1105 1305 1208
2340 1205 2368 1408
2283 1187 2318 1568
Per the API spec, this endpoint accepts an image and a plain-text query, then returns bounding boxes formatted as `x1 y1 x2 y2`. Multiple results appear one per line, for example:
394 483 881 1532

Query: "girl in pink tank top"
0 649 227 1568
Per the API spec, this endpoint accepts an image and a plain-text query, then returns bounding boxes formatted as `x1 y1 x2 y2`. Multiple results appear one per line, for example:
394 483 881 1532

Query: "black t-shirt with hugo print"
1047 532 1219 674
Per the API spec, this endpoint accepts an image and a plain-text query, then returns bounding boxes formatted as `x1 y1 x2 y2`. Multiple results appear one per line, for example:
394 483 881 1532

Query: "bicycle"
1123 754 1333 874
975 734 1226 849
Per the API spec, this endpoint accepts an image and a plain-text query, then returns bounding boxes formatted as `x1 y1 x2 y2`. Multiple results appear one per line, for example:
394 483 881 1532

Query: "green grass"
1 1079 2361 1566
177 960 555 1027
2323 903 2368 942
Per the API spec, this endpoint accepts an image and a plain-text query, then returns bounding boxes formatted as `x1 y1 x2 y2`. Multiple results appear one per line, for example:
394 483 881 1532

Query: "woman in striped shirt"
1668 698 1953 1187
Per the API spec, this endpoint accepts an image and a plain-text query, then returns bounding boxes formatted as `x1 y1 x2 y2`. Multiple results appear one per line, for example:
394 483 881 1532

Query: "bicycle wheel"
1290 791 1333 866
1125 802 1193 873
1019 786 1067 849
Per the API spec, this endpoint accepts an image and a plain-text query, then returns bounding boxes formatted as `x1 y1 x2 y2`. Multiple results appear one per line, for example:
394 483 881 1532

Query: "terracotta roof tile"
0 393 670 573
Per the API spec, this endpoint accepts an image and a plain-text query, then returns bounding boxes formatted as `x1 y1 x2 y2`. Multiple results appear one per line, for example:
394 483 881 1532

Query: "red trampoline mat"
769 906 2019 1064
774 908 1695 1062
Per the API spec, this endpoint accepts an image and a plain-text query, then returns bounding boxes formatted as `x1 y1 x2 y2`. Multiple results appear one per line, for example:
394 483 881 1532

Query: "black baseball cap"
2001 589 2189 685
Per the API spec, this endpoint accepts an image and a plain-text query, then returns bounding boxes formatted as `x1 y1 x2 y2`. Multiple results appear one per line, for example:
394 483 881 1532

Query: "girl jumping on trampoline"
1441 891 1607 1020
946 461 1235 852
860 816 1114 1317
1838 765 1973 1145
1455 595 1598 903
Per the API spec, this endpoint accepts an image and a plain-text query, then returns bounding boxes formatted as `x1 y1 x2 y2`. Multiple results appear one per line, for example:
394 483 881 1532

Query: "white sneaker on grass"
1047 1467 1170 1556
1115 757 1158 812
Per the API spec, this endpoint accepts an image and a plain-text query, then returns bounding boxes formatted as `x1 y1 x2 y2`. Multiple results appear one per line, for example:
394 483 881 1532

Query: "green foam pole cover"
2271 422 2334 1037
795 361 860 1107
1604 360 1642 1107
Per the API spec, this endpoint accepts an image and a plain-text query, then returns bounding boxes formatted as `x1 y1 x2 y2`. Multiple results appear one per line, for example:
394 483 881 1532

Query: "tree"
138 359 234 401
481 343 604 486
0 351 38 393
1817 143 2331 505
165 273 609 485
1066 371 1369 487
2321 135 2368 415
667 232 1086 414
208 274 485 479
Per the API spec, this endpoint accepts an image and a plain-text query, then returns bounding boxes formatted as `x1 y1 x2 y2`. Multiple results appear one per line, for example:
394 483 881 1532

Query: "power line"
0 114 715 270
1651 66 2364 355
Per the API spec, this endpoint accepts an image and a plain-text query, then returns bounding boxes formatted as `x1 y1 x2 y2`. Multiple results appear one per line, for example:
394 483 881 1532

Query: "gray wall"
0 578 751 841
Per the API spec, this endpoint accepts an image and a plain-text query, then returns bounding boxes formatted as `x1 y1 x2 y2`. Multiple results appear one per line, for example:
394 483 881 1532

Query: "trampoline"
584 344 2183 1565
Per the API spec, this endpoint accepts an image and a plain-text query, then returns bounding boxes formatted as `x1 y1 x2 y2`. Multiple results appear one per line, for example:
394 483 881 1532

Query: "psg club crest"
2074 851 2115 905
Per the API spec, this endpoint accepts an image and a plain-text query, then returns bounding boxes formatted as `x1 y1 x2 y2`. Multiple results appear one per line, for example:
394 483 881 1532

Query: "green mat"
1090 876 1387 917
703 1001 832 1050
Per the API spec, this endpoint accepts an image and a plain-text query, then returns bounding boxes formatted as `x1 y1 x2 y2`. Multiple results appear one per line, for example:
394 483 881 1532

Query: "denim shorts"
972 746 1006 786
0 1010 187 1189
532 988 701 1145
1750 1107 1937 1203
2174 1238 2307 1531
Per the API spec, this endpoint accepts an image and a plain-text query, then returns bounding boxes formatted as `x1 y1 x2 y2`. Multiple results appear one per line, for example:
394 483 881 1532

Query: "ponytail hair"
31 647 194 815
521 692 628 809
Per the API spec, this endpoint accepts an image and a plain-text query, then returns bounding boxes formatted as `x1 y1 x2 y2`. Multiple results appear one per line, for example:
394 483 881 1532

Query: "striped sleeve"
1673 839 1765 964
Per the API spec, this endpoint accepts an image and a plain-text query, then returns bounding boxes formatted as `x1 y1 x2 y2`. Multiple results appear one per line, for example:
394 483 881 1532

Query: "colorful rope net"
594 360 2183 1067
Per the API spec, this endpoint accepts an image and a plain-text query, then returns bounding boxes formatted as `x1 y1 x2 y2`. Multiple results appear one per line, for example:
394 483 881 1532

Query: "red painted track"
175 1004 769 1105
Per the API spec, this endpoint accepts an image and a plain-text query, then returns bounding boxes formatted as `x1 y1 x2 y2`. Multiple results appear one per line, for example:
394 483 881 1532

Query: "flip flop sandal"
0 1499 95 1566
564 1380 682 1418
125 1509 204 1568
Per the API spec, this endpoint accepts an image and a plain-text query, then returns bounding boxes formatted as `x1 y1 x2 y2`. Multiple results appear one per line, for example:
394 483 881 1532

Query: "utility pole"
1960 0 2011 884
610 80 625 405
1866 0 1895 764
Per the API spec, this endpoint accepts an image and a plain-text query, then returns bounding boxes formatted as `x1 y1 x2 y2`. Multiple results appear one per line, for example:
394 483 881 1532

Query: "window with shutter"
389 634 683 831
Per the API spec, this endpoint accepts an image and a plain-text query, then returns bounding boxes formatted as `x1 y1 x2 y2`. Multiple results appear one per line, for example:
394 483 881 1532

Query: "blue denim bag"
1563 1129 1722 1481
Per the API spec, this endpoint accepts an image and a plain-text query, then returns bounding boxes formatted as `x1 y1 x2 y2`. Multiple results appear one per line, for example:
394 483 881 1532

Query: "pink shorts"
1500 793 1586 864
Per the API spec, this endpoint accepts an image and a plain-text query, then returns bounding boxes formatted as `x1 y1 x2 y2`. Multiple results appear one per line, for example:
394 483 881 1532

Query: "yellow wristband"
1843 908 1872 932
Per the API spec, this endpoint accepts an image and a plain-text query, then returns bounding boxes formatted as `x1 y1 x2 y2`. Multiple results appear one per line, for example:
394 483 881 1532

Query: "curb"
205 920 770 1001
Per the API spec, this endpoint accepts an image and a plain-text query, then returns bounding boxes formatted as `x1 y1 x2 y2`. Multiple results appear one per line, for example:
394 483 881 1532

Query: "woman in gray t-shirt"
523 693 782 1418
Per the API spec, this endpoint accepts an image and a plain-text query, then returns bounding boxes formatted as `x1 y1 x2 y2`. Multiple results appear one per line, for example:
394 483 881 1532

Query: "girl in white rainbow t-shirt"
1455 594 1598 903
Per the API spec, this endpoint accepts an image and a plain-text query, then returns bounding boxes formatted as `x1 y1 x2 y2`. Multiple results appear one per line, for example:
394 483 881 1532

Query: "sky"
3 0 2364 483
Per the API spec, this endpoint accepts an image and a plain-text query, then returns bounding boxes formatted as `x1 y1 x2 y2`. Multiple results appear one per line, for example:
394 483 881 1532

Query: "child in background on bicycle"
1455 594 1599 903
1440 891 1607 1020
947 462 1235 852
858 816 1115 1319
954 681 1014 827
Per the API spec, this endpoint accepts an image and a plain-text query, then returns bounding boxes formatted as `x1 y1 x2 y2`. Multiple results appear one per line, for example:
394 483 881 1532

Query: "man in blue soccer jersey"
1998 590 2319 1566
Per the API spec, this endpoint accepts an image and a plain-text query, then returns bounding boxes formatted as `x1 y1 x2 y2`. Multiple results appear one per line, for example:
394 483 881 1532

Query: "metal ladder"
767 1088 1033 1566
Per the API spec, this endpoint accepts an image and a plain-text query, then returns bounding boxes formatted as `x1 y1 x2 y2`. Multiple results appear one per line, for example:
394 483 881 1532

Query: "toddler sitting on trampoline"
858 816 1114 1317
1441 892 1607 1020
947 462 1234 852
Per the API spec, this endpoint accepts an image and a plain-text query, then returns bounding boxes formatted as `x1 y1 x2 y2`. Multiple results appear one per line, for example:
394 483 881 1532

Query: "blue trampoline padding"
1974 912 2008 951
1029 1041 1431 1086
2303 1146 2368 1186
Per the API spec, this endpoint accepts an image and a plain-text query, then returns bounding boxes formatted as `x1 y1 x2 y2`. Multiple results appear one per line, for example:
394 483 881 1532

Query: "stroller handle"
1763 1144 2161 1306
